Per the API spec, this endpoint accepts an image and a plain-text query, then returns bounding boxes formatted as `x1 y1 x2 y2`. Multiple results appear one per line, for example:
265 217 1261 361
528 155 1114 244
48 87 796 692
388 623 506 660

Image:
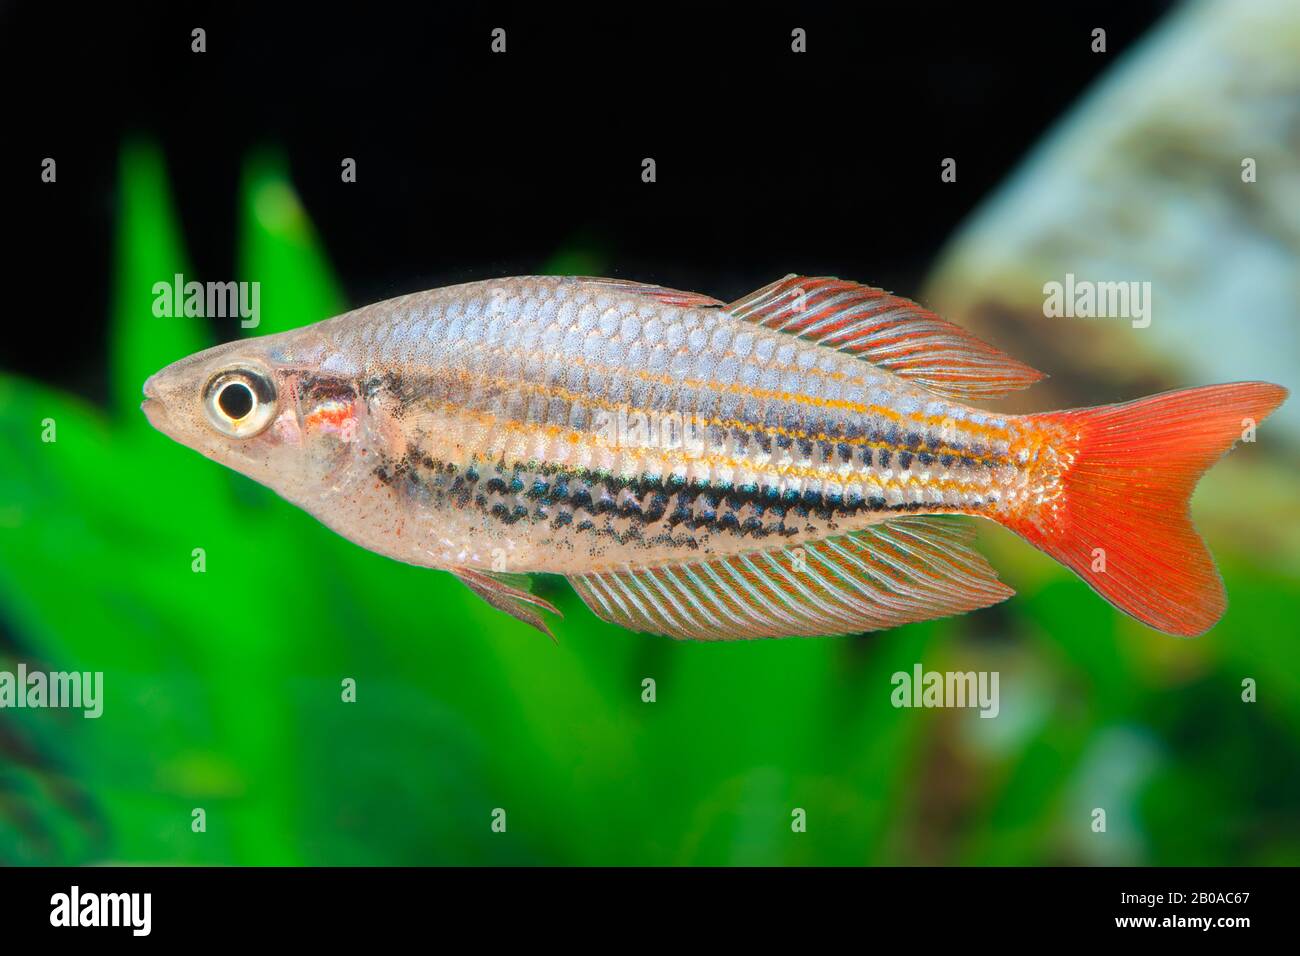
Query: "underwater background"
2 2 1298 865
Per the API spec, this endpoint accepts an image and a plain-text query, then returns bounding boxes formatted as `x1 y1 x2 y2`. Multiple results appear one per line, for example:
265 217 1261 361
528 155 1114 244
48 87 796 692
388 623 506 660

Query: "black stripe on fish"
376 454 983 545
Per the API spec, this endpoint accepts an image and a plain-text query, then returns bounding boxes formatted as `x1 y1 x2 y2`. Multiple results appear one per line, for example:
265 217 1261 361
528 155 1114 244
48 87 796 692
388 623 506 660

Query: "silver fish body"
298 277 1024 575
143 274 1285 639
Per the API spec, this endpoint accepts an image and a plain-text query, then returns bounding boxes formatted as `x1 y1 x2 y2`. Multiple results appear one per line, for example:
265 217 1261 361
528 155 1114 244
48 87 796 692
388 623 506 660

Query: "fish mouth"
141 374 169 431
140 368 170 425
140 396 168 430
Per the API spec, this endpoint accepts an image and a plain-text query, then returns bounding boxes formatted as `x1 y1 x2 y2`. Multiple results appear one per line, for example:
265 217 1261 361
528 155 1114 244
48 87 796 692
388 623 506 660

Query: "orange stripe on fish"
423 400 997 499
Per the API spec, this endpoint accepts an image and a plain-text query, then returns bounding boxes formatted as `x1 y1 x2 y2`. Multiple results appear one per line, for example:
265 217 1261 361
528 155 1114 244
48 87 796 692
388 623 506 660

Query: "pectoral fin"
567 516 1013 640
453 568 562 640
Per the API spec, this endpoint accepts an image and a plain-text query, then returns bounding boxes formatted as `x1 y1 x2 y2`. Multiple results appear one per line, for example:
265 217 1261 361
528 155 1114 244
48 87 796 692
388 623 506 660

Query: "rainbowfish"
142 275 1287 640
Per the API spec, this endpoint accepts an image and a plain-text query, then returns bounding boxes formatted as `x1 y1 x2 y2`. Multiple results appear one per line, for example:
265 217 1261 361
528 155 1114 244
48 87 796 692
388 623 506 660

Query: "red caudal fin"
1007 383 1287 636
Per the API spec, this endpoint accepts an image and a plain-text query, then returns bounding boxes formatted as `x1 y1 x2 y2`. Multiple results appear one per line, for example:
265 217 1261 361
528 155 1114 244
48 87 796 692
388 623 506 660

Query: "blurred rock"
925 0 1300 445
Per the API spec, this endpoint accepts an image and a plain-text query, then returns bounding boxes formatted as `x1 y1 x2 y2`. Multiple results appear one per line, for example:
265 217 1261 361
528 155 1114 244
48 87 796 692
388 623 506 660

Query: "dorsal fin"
453 568 561 640
564 276 725 310
725 275 1043 401
567 516 1013 641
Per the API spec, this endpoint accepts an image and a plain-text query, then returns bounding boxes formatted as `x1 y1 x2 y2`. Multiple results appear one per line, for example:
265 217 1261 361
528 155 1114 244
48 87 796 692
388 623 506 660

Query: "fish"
141 274 1287 640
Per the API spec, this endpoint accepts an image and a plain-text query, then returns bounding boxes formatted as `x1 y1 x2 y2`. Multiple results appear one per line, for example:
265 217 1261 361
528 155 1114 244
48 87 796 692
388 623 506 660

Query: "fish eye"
202 366 278 438
218 382 254 419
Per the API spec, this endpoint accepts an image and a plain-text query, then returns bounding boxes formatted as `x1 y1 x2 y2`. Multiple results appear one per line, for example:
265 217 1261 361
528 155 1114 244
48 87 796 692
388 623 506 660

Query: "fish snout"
141 371 176 431
142 371 162 401
140 397 167 430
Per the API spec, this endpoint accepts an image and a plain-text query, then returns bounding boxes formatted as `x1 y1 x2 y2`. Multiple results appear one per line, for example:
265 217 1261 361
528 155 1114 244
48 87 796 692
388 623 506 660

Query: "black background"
3 3 1169 404
0 864 1282 941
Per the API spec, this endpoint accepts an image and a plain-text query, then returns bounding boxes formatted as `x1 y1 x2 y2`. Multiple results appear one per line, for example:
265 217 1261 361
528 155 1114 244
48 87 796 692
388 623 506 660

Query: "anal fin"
453 568 562 640
567 516 1012 640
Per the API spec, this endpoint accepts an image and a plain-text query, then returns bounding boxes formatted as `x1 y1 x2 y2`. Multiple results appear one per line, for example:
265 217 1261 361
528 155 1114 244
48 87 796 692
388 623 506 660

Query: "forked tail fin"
1007 383 1287 636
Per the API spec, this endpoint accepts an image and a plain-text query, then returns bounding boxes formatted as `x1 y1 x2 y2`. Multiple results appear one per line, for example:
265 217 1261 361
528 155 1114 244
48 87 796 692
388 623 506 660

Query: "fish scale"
142 273 1286 639
322 278 1009 532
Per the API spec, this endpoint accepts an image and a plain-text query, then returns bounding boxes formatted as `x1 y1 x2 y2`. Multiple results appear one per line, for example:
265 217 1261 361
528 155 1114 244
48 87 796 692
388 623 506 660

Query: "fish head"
141 331 369 498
